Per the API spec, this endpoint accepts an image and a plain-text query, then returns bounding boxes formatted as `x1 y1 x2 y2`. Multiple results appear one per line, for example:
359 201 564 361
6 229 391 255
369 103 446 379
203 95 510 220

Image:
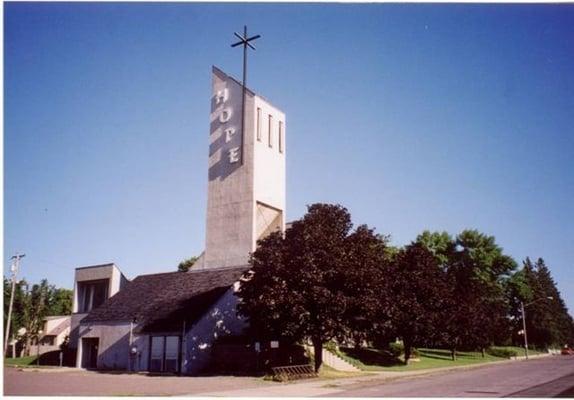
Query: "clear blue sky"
4 3 573 313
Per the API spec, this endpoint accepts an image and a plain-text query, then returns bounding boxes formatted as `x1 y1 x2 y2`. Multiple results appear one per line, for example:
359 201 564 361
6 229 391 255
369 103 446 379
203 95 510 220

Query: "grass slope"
336 346 543 372
4 356 38 366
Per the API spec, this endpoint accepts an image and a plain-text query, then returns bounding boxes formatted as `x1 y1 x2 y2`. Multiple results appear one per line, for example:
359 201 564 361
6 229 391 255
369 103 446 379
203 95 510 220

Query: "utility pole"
519 296 553 361
520 301 529 360
4 253 25 356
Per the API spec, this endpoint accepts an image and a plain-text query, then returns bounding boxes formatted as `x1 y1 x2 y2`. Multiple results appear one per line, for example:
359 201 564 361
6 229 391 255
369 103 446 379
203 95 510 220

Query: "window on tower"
268 115 273 148
279 121 284 153
256 108 262 141
77 279 109 313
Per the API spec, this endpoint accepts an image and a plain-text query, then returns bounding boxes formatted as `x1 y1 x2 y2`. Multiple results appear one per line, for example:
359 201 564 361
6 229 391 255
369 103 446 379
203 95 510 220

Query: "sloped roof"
82 266 248 332
46 317 70 336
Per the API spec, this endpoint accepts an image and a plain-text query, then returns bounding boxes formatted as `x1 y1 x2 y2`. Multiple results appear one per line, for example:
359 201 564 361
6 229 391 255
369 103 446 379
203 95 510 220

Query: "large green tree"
340 226 389 347
237 203 387 372
510 258 574 348
418 230 515 359
386 242 449 363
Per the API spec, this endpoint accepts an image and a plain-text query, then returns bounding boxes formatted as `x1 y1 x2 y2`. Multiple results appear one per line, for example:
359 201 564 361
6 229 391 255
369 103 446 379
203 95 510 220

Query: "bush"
486 346 518 359
389 342 404 358
324 341 338 352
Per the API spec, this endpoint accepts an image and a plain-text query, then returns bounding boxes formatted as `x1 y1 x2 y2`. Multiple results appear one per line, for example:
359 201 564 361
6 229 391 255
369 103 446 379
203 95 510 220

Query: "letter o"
220 108 232 123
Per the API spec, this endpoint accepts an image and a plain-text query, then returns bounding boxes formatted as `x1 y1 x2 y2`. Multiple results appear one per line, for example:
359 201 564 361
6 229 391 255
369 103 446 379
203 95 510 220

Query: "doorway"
81 338 99 369
149 336 180 373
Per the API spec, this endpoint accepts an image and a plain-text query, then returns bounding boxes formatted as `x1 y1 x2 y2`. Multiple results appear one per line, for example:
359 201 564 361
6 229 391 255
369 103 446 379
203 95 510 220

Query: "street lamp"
519 296 553 360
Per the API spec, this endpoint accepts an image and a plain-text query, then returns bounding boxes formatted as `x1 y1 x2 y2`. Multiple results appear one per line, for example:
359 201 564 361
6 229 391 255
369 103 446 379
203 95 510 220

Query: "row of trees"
237 203 574 371
3 278 72 356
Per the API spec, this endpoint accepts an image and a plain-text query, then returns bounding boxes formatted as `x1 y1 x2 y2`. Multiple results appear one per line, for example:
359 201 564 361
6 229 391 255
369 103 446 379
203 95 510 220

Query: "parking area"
3 367 272 396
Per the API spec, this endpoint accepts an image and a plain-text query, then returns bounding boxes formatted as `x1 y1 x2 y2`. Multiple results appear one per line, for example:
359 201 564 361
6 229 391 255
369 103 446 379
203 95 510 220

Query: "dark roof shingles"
82 266 248 329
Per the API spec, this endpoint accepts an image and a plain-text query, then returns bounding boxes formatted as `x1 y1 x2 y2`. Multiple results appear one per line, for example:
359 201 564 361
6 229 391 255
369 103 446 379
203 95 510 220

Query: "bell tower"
197 66 286 269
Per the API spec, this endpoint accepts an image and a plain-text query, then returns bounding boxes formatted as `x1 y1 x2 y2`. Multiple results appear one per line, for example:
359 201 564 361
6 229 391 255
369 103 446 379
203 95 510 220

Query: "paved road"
327 356 574 397
4 356 574 397
3 367 271 396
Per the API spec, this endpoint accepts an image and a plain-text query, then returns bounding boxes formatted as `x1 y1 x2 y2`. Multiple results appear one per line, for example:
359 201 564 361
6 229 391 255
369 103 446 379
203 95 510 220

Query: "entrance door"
81 338 99 369
164 336 179 373
149 336 180 373
150 336 164 372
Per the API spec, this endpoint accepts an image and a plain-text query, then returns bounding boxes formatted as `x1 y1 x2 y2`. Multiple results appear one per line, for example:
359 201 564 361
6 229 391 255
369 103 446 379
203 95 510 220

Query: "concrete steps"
306 345 361 372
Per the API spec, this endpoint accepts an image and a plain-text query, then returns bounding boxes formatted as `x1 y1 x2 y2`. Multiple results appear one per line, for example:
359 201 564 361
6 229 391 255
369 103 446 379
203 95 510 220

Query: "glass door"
150 336 164 372
149 336 180 373
164 336 180 373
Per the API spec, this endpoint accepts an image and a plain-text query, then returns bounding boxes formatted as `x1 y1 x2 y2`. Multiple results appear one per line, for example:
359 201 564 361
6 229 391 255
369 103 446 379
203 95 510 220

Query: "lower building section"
75 286 246 374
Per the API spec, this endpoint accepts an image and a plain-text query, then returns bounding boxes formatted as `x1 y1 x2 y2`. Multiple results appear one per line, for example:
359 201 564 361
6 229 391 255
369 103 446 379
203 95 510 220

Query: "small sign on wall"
270 340 279 349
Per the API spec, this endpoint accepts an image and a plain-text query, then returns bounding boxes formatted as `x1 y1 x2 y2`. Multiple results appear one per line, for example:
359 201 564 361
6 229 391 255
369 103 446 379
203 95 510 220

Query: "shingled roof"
82 266 249 332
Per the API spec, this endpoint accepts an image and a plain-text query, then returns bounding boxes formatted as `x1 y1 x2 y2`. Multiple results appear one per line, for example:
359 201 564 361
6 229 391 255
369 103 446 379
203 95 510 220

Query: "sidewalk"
197 353 554 397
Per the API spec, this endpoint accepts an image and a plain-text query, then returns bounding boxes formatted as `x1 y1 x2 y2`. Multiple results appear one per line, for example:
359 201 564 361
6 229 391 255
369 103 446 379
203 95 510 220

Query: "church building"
68 66 286 374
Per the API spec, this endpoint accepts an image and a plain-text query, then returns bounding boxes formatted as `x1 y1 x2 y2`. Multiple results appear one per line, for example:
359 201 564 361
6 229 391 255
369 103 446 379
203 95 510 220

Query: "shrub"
388 342 404 358
324 341 338 352
486 346 518 359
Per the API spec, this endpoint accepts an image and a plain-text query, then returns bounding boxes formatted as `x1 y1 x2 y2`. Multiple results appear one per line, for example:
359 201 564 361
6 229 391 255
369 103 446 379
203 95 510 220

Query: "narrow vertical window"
256 108 262 141
279 121 284 153
268 115 273 148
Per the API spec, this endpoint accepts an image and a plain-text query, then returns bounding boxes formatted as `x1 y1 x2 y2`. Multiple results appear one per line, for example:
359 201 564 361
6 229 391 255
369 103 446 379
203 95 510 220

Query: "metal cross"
231 26 260 165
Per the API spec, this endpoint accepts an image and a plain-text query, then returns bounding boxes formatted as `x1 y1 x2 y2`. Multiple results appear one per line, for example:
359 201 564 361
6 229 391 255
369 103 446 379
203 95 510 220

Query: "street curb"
316 353 556 389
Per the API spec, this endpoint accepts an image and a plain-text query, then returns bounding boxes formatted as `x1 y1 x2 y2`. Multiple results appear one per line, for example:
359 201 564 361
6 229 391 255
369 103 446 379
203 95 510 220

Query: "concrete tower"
197 66 286 269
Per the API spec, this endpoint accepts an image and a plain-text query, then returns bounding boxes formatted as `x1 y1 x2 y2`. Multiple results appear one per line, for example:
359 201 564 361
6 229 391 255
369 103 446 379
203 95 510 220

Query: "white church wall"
69 313 87 350
252 95 286 240
183 284 247 375
204 67 257 268
204 67 286 269
76 321 131 370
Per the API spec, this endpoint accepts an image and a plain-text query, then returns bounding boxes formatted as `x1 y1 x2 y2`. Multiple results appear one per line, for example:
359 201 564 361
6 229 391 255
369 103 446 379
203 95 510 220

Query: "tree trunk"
404 338 412 365
25 336 32 357
451 348 456 361
312 337 323 373
481 348 486 358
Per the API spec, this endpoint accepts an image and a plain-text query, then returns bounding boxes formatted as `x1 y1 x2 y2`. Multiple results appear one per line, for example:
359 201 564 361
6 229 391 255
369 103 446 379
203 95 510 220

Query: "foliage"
418 230 516 359
177 256 199 272
388 342 403 358
415 231 455 267
340 225 390 347
385 242 449 363
509 258 574 348
3 277 72 356
486 346 518 358
337 347 506 372
237 203 388 372
4 355 37 366
47 288 73 316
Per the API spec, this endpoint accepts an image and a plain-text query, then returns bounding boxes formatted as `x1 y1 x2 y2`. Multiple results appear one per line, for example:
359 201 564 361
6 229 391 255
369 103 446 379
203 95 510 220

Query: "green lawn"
336 346 544 372
4 355 38 366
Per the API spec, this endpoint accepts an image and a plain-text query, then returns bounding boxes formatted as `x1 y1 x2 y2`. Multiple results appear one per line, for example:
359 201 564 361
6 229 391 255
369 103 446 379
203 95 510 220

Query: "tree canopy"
4 277 72 355
238 205 572 370
177 256 199 272
237 203 388 371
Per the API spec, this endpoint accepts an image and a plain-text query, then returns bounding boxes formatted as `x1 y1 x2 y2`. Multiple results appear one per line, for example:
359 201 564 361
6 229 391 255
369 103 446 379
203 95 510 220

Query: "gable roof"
45 317 71 336
82 266 248 332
